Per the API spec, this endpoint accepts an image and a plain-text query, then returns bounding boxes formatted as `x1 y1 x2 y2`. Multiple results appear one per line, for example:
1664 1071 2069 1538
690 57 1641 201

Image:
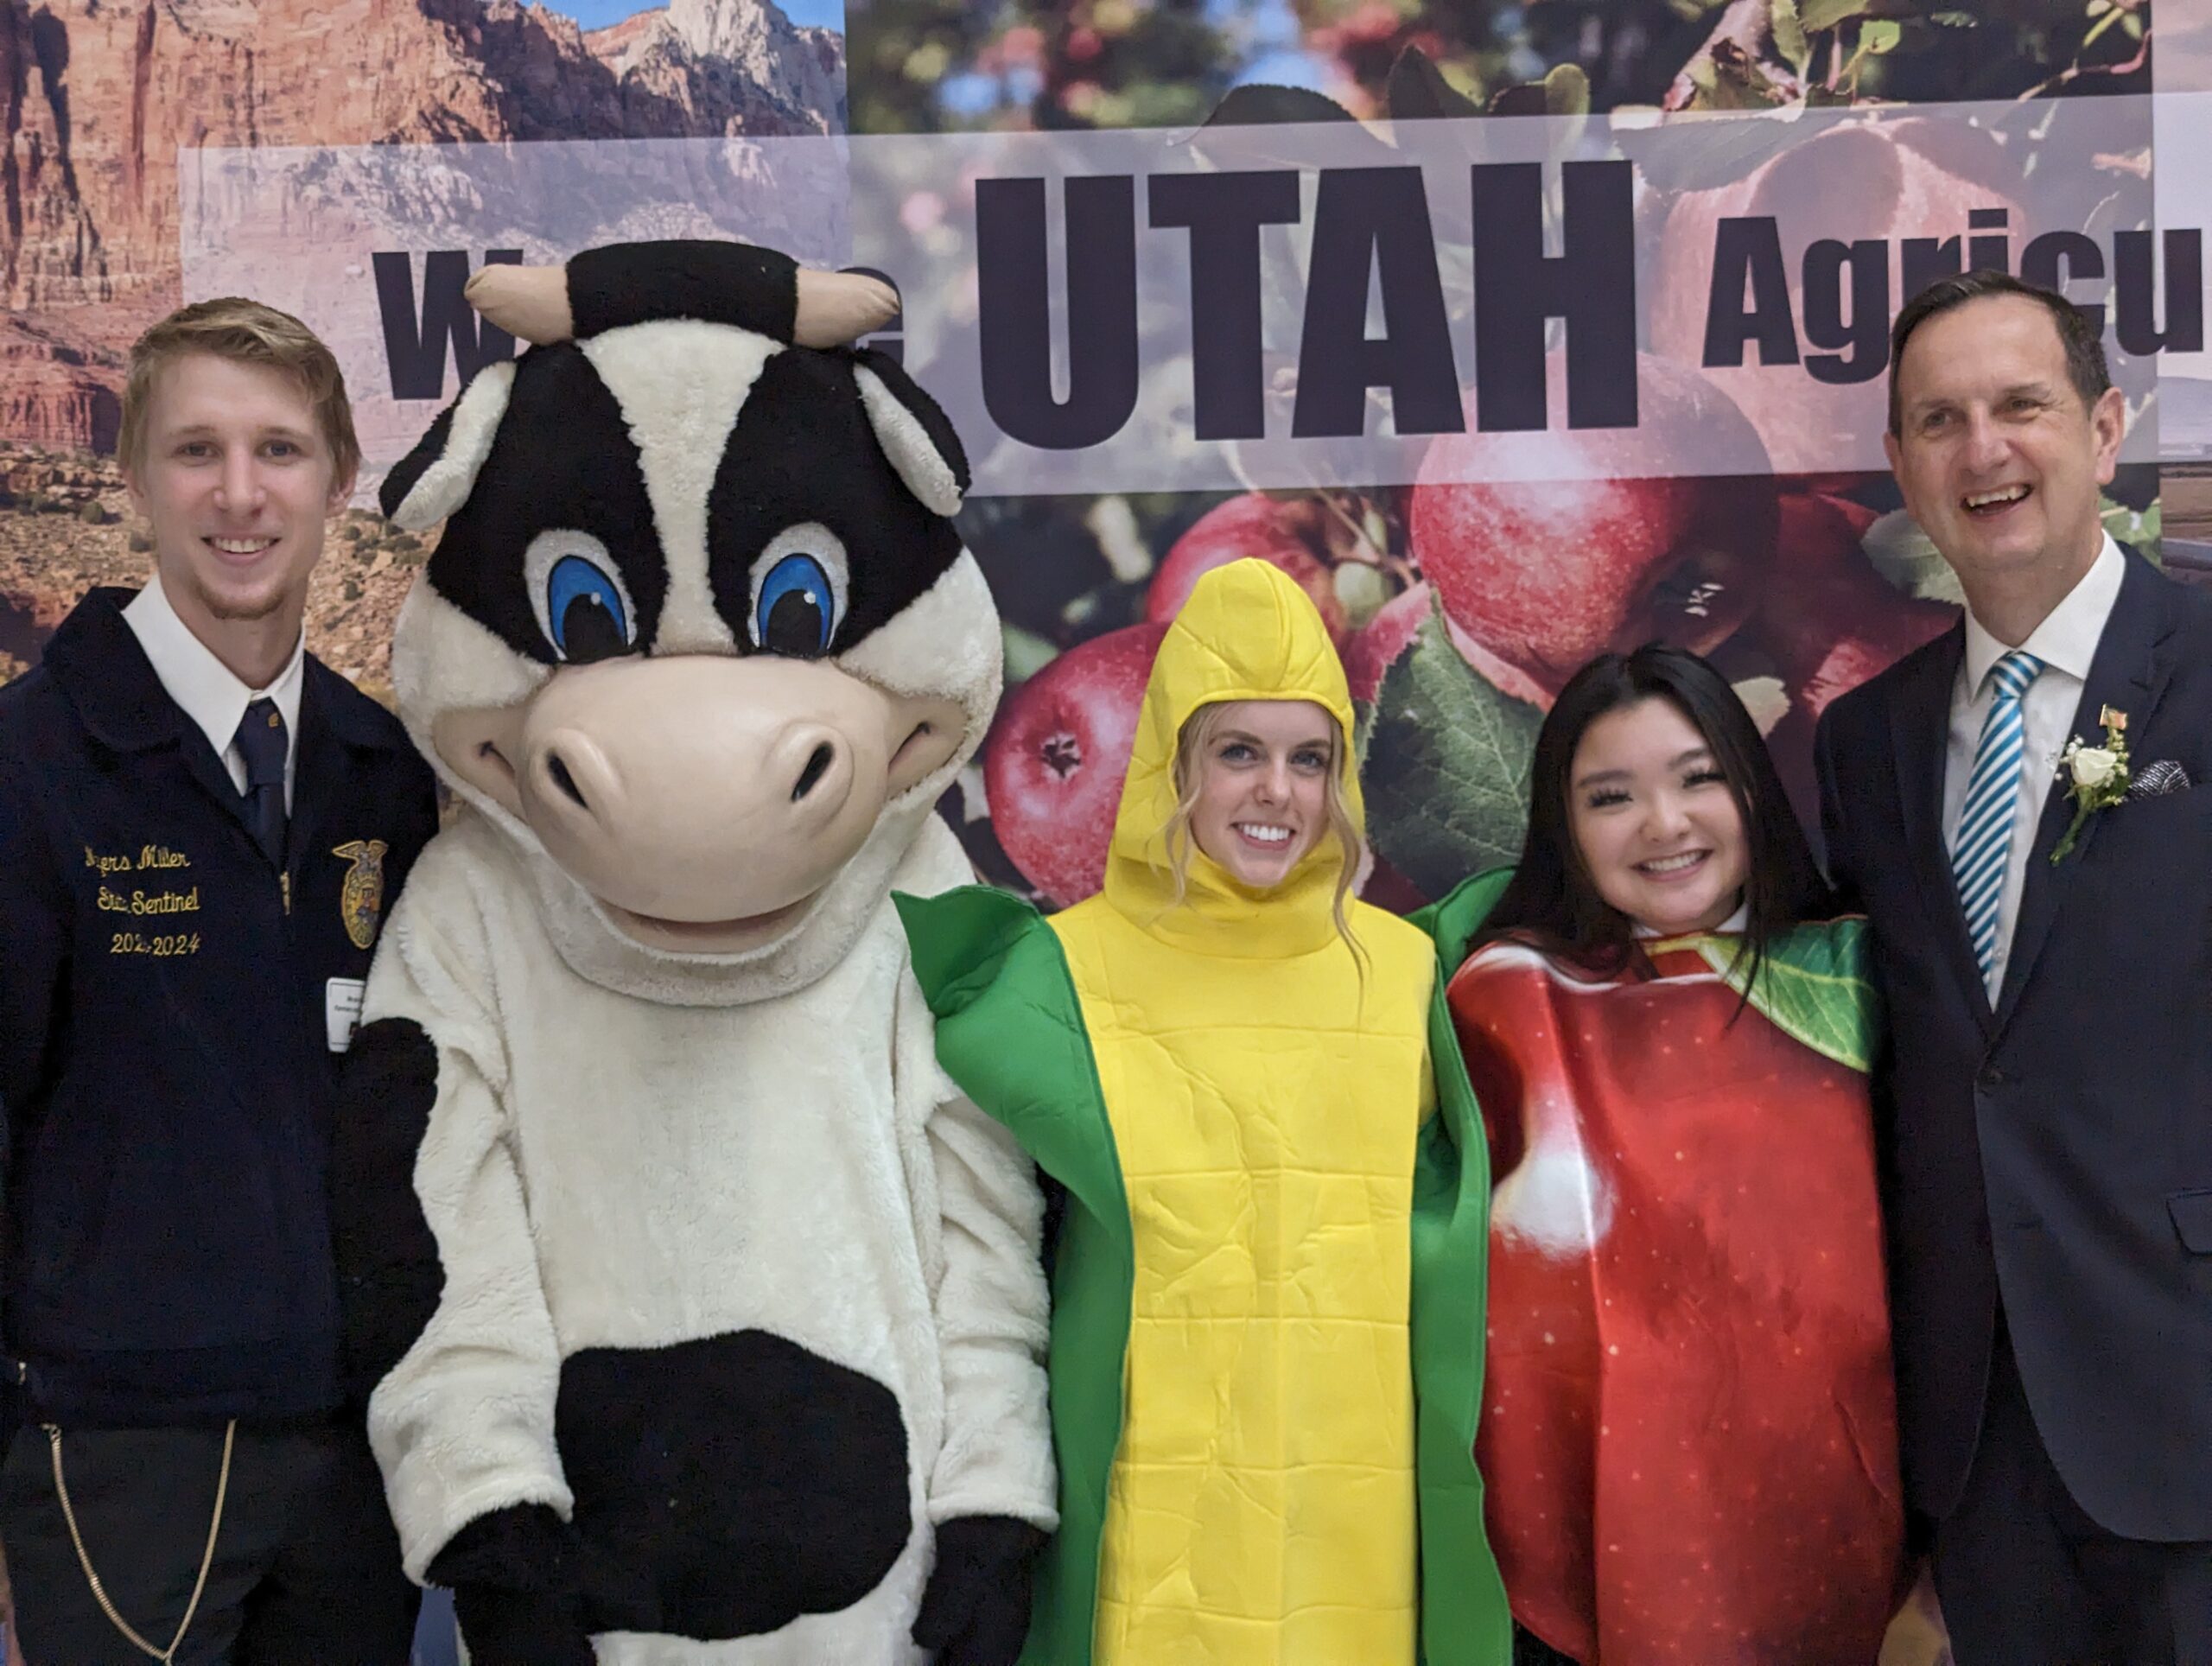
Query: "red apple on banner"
984 621 1168 906
1344 579 1433 703
1648 117 2029 461
1760 488 1955 722
1408 353 1777 693
1757 483 1956 832
1147 494 1351 641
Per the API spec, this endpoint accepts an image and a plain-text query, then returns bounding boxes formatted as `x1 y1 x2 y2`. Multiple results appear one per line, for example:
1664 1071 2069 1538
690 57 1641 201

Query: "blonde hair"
1157 700 1368 961
118 297 360 486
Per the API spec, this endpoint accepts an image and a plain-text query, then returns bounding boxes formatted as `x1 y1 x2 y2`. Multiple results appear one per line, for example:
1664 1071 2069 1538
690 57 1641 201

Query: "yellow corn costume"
898 558 1510 1666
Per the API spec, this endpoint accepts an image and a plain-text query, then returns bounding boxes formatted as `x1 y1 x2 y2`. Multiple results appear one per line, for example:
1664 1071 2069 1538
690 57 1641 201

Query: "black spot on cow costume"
331 241 1055 1665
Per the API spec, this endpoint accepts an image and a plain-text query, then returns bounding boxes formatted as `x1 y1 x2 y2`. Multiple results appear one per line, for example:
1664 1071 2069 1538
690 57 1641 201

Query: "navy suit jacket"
1815 548 2212 1542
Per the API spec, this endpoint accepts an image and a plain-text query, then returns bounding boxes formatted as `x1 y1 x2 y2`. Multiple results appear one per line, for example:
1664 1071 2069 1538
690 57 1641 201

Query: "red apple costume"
1447 916 1904 1663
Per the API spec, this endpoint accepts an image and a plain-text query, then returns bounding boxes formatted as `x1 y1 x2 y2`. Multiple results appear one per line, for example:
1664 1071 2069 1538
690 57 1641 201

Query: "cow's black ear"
381 360 518 529
851 347 969 518
567 241 800 342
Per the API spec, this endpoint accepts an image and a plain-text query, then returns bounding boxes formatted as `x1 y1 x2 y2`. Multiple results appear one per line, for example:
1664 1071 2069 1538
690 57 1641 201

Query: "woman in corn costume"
896 557 1510 1666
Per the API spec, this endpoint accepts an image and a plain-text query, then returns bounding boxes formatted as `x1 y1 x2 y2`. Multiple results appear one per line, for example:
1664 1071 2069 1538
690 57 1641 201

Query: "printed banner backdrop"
173 90 2196 904
0 2 2197 1661
186 97 2190 499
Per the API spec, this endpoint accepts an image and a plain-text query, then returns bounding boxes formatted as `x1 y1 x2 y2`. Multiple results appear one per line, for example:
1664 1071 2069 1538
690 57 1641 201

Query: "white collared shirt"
122 574 305 811
1942 533 2125 998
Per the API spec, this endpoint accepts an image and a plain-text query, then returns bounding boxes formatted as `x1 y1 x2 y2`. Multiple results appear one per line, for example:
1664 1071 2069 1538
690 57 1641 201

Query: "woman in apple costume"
1445 645 1906 1665
896 556 1512 1666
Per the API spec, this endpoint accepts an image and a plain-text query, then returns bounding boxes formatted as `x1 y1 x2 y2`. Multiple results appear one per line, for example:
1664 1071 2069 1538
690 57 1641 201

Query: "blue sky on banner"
552 0 847 35
928 0 1445 119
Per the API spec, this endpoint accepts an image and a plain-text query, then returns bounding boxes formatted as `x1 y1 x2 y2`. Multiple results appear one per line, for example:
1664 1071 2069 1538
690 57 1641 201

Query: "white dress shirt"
122 574 305 811
1942 533 2125 998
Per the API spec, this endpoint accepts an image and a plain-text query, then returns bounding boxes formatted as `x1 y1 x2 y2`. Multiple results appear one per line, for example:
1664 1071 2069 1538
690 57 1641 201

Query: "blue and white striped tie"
1952 649 2044 987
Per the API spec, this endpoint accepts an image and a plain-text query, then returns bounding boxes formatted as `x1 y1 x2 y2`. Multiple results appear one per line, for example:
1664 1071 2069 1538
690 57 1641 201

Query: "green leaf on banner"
1691 919 1876 1073
1001 624 1059 685
1801 0 1871 29
2101 494 2161 563
1862 18 1903 53
1201 83 1363 130
1361 601 1541 900
1677 42 1787 111
1385 46 1483 121
1772 0 1814 77
1544 62 1592 117
1618 105 1798 193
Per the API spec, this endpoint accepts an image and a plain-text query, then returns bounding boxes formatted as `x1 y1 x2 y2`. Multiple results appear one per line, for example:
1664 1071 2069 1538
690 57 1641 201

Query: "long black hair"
1477 645 1835 989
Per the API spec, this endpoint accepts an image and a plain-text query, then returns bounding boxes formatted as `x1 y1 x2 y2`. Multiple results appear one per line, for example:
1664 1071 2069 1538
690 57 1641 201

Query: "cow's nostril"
547 752 589 811
791 742 836 803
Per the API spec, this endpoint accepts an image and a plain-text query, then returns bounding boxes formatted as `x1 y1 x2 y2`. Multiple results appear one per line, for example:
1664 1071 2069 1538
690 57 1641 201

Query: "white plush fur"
390 360 518 530
581 322 777 655
363 811 1056 1664
855 365 964 518
524 529 639 658
385 576 550 854
836 550 1001 793
367 308 1047 1660
747 523 850 643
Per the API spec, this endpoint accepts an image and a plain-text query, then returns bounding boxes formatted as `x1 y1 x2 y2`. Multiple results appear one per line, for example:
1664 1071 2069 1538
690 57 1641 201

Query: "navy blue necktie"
234 697 288 863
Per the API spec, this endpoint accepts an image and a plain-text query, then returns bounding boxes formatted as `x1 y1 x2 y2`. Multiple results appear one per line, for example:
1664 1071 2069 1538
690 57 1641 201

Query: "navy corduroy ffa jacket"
0 587 437 1428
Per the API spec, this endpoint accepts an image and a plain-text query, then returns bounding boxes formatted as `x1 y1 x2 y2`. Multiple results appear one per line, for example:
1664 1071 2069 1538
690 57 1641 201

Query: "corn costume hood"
333 240 1054 1666
898 560 1512 1666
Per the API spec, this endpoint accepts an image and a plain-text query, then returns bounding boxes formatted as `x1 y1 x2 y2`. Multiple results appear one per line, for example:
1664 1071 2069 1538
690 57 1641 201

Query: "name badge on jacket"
326 978 367 1052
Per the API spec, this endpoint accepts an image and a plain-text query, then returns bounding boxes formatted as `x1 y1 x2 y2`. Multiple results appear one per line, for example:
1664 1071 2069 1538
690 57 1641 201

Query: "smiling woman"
899 556 1513 1666
1159 696 1364 946
1566 695 1750 939
1444 645 1908 1664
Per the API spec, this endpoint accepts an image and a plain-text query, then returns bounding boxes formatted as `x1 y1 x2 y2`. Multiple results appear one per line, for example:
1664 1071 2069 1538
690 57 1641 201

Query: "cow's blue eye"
754 553 836 657
546 554 632 662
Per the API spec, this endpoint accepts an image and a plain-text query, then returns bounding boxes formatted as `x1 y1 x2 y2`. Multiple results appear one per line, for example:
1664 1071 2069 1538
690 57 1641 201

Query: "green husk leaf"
1361 601 1541 899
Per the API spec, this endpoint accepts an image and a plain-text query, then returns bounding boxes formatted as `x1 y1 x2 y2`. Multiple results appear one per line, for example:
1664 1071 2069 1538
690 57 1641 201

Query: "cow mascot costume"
332 240 1055 1665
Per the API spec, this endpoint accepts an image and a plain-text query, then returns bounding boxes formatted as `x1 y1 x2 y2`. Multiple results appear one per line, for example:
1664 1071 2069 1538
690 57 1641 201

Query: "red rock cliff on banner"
0 0 845 688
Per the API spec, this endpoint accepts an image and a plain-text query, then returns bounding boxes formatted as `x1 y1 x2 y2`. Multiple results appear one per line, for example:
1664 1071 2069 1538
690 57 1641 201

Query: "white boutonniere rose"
2068 746 2121 791
2052 706 2131 863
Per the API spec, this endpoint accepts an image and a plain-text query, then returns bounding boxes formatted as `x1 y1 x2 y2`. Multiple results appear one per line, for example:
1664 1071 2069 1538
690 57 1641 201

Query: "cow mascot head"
336 241 1055 1666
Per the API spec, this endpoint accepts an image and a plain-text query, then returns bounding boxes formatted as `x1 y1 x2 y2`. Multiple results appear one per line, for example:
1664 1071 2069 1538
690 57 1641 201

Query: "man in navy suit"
1817 270 2212 1662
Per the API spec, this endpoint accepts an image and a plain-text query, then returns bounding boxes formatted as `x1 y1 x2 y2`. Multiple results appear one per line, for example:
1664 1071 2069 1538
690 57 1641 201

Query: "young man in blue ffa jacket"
0 298 438 1663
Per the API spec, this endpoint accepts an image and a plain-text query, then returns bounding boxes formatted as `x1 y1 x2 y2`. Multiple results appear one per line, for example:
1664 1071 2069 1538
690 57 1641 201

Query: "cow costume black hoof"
332 240 1054 1664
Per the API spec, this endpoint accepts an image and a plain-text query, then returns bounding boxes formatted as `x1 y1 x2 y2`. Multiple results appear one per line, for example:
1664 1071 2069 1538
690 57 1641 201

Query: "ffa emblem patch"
332 840 390 951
